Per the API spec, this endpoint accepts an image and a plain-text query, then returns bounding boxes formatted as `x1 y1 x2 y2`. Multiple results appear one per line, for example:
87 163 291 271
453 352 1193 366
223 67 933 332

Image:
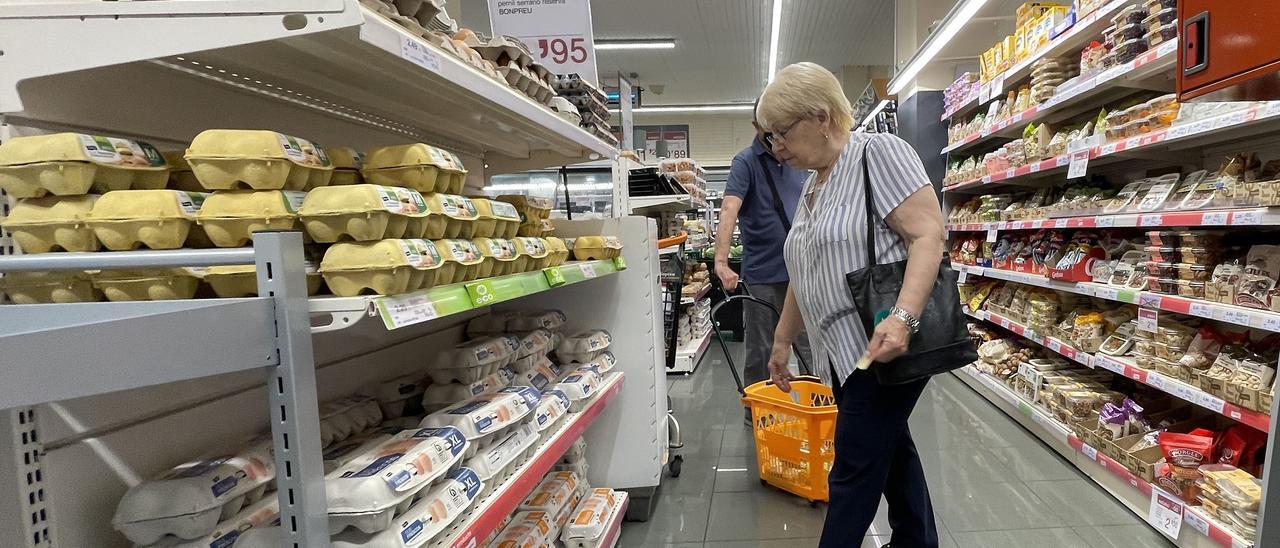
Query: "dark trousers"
743 281 813 384
819 368 938 548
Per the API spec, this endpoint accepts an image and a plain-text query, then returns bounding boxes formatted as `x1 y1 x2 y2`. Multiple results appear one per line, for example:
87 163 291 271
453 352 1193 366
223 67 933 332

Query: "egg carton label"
176 191 209 216
492 201 520 219
275 133 330 167
77 134 166 167
280 191 308 214
500 385 542 407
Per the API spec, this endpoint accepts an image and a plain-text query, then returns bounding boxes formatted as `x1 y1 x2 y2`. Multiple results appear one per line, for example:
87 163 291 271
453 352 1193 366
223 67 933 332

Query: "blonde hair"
757 62 854 134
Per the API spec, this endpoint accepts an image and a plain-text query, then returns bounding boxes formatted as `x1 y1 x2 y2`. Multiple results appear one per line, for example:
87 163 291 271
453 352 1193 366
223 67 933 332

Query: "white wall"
630 111 757 168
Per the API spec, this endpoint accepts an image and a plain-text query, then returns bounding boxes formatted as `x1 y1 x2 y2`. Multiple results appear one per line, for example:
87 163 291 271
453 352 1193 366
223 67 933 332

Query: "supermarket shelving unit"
0 3 669 547
913 0 1280 546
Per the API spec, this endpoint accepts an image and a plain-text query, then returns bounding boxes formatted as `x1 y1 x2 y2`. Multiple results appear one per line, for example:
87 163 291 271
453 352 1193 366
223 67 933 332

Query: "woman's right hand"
766 344 795 393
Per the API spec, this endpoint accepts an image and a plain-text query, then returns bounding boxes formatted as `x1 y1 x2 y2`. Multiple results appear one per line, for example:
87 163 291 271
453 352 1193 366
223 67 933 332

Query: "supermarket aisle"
619 341 1176 548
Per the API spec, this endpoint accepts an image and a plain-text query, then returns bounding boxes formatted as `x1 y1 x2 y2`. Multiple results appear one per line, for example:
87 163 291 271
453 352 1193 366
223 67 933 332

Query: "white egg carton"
517 356 564 392
553 460 588 476
421 365 517 413
554 329 612 364
531 389 571 433
583 351 616 374
517 328 555 358
326 427 468 535
419 386 540 453
561 489 626 548
554 369 604 412
426 336 520 384
357 373 429 419
323 427 402 474
226 525 280 548
142 493 278 547
464 311 517 337
519 470 585 519
464 424 539 498
507 309 567 333
561 436 587 464
113 439 276 545
331 467 483 548
320 396 386 447
380 415 427 430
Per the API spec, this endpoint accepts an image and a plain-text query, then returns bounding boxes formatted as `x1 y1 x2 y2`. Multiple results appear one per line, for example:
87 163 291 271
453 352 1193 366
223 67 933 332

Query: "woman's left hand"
866 316 911 363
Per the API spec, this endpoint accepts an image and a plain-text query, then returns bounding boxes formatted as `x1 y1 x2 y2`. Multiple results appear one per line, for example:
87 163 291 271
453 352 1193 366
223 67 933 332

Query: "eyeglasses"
762 118 803 148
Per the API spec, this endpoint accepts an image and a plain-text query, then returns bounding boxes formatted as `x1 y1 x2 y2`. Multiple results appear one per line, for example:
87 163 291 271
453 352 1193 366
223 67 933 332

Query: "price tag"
1067 150 1090 179
489 0 600 86
1095 287 1119 301
1189 302 1213 318
1006 168 1017 179
1024 328 1038 341
986 229 1000 243
1074 282 1095 296
1195 392 1226 414
1082 444 1098 461
1011 221 1024 230
1139 214 1163 227
1156 39 1179 58
1222 309 1251 326
999 317 1011 329
958 270 968 284
399 36 443 74
1201 211 1229 225
1147 372 1167 390
1029 162 1042 173
1261 315 1280 332
1054 218 1069 228
1183 509 1210 537
979 82 992 104
1047 339 1062 353
1167 124 1193 140
992 74 1005 96
1100 143 1119 156
375 293 439 330
1138 308 1159 333
579 263 598 278
1148 489 1184 539
1232 210 1262 225
1096 216 1116 228
1267 101 1280 118
1097 357 1125 375
1056 155 1073 168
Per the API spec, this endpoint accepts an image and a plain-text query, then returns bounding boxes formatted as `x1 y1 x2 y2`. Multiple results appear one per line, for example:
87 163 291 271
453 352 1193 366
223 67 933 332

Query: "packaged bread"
497 194 553 223
362 143 455 193
195 190 305 247
0 133 168 198
201 264 324 298
1 195 100 252
162 151 205 192
469 197 522 238
184 130 332 191
85 190 207 250
544 237 570 267
299 185 428 242
571 236 622 260
434 238 484 283
112 439 274 545
472 237 520 278
91 268 201 301
325 146 365 185
0 271 99 304
330 467 483 548
319 239 447 297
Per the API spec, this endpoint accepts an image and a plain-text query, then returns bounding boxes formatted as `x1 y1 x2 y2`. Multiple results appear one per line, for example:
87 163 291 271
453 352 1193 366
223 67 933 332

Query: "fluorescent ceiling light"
609 104 755 114
860 100 891 128
595 39 676 50
887 0 990 95
767 0 783 82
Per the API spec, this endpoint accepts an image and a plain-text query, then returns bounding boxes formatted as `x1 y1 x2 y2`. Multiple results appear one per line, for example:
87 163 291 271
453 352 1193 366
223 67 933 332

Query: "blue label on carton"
414 427 466 456
210 475 239 497
344 453 403 479
449 467 483 499
401 519 424 543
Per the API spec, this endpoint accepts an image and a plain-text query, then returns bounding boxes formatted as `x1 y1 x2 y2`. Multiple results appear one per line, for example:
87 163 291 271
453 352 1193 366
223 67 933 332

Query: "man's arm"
716 156 751 291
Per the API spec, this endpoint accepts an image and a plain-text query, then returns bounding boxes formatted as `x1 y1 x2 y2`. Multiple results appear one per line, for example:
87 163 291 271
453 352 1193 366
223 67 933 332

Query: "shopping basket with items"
711 283 836 506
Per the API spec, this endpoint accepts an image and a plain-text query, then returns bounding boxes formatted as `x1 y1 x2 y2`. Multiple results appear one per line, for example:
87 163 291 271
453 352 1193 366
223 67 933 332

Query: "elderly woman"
758 62 947 548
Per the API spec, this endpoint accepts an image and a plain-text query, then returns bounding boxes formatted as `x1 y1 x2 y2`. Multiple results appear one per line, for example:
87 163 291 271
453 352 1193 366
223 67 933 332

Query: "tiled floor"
618 341 1175 548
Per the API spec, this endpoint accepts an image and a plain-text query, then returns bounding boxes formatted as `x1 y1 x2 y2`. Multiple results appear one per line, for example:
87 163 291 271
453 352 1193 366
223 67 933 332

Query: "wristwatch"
888 306 921 334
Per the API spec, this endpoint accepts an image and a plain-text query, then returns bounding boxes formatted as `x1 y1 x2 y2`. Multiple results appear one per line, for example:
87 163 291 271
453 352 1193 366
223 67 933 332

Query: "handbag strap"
755 154 792 232
861 139 878 265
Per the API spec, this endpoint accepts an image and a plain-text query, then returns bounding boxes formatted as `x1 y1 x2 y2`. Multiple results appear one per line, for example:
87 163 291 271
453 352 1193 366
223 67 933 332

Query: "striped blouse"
783 132 934 385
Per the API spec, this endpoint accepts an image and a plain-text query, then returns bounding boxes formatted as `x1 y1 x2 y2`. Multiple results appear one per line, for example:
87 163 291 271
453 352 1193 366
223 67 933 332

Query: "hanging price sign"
1067 150 1090 179
488 0 600 85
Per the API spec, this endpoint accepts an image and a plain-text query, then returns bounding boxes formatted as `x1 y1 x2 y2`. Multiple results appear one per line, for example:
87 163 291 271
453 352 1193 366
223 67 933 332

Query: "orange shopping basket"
710 283 837 505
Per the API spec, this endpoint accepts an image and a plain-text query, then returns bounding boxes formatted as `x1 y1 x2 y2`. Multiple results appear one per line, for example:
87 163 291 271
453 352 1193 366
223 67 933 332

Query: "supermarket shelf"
0 1 615 173
948 207 1280 231
942 39 1177 156
955 263 1280 333
963 307 1273 432
680 284 711 305
944 101 1280 193
671 328 712 374
630 194 697 213
599 493 630 548
941 91 981 122
433 372 625 548
954 365 1255 548
310 260 623 332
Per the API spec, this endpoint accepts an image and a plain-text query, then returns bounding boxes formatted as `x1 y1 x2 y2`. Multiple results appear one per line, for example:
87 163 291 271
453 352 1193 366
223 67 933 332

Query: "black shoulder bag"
844 143 977 385
755 155 792 232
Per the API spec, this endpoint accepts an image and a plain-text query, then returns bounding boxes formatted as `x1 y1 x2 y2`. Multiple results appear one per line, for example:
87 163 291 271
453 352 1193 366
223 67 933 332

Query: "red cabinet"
1178 1 1280 101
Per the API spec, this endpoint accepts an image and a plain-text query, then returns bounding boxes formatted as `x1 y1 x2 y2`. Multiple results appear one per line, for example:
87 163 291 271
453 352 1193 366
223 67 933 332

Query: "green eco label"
545 267 567 286
469 279 499 305
613 256 627 270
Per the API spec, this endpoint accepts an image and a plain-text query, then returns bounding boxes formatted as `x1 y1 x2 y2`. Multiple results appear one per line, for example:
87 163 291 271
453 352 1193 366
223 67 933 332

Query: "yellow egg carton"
470 198 522 238
496 195 553 223
571 236 623 260
325 147 365 186
544 237 569 267
161 151 204 192
427 193 480 239
517 218 555 237
472 238 520 278
362 143 468 194
513 237 550 271
0 271 99 304
200 264 325 298
319 239 450 297
196 190 307 248
0 133 169 198
85 190 209 250
91 268 201 301
2 195 100 253
434 239 485 284
185 130 334 191
299 185 428 242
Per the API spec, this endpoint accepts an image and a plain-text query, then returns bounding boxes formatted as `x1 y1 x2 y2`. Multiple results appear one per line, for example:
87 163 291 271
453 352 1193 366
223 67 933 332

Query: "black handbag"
844 143 977 385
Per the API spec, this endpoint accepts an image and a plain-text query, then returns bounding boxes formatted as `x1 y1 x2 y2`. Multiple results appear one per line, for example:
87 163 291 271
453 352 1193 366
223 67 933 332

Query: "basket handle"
764 375 822 386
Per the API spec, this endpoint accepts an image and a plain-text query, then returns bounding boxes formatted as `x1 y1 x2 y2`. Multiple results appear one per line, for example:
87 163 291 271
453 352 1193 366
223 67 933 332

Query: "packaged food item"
471 237 520 278
521 471 585 525
555 329 613 363
1158 430 1215 502
1 195 100 253
1237 245 1280 309
1177 280 1207 299
201 264 324 298
493 510 556 548
194 190 305 247
544 237 570 267
432 194 479 239
356 373 428 420
319 239 446 297
84 190 206 250
1099 321 1136 356
514 237 551 271
465 424 538 496
570 235 622 260
90 268 201 301
112 440 274 544
330 467 482 547
433 239 484 283
561 488 623 546
361 143 457 193
420 386 540 442
532 389 572 432
497 195 554 223
429 335 519 380
0 133 169 197
185 130 332 191
518 356 565 391
325 146 365 186
299 185 427 242
469 197 522 239
162 495 278 548
162 150 204 192
0 271 99 304
1136 174 1180 211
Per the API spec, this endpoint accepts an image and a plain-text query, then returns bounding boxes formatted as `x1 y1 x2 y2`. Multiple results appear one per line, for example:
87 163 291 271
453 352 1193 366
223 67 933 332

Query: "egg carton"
357 372 429 419
326 426 468 535
491 510 557 547
495 194 553 223
515 218 555 237
469 198 520 239
561 490 626 548
570 236 623 261
520 470 586 519
471 237 520 278
319 239 450 297
299 185 429 243
113 439 275 545
553 370 604 413
465 423 539 498
198 264 325 298
326 147 366 186
544 237 570 267
195 190 306 247
427 335 520 382
160 151 203 193
582 351 616 375
85 190 208 250
391 0 445 30
332 467 481 548
91 268 202 302
555 329 613 364
362 144 466 194
531 389 571 433
319 396 386 447
512 237 550 271
517 356 565 392
561 436 587 464
323 427 402 474
421 366 517 414
0 132 169 198
0 271 100 304
419 386 540 455
140 490 278 547
438 238 491 283
185 130 333 191
550 97 583 125
552 74 606 102
1 194 100 252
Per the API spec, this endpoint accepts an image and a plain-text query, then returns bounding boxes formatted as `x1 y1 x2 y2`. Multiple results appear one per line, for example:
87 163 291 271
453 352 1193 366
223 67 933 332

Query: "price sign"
986 229 1000 243
1047 339 1062 353
958 270 968 284
375 293 439 329
1096 216 1116 228
1024 328 1038 341
1067 150 1090 179
1100 142 1119 156
1053 218 1069 229
1082 444 1099 461
1261 315 1280 332
992 74 1005 97
1201 211 1229 225
1006 168 1017 179
1232 210 1262 225
1055 155 1073 168
579 262 598 278
1189 302 1213 318
1195 392 1226 414
488 0 600 85
1139 214 1163 227
999 317 1011 329
1138 308 1159 333
1148 489 1185 539
1223 309 1251 326
979 82 992 104
1183 509 1210 536
1095 287 1119 301
1146 372 1167 390
400 36 443 74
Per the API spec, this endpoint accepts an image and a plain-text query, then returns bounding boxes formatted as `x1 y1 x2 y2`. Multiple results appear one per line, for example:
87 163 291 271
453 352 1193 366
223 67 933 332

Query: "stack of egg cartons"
491 469 590 546
552 329 614 412
496 194 554 238
560 487 628 548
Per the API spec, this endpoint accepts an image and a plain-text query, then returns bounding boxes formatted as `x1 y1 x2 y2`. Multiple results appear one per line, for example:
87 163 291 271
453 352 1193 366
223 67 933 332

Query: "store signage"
488 0 600 86
1137 308 1158 334
376 293 438 329
1067 150 1090 179
1148 489 1184 539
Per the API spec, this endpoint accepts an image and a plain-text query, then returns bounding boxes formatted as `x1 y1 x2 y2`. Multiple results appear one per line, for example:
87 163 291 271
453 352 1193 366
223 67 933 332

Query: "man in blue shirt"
714 108 813 412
